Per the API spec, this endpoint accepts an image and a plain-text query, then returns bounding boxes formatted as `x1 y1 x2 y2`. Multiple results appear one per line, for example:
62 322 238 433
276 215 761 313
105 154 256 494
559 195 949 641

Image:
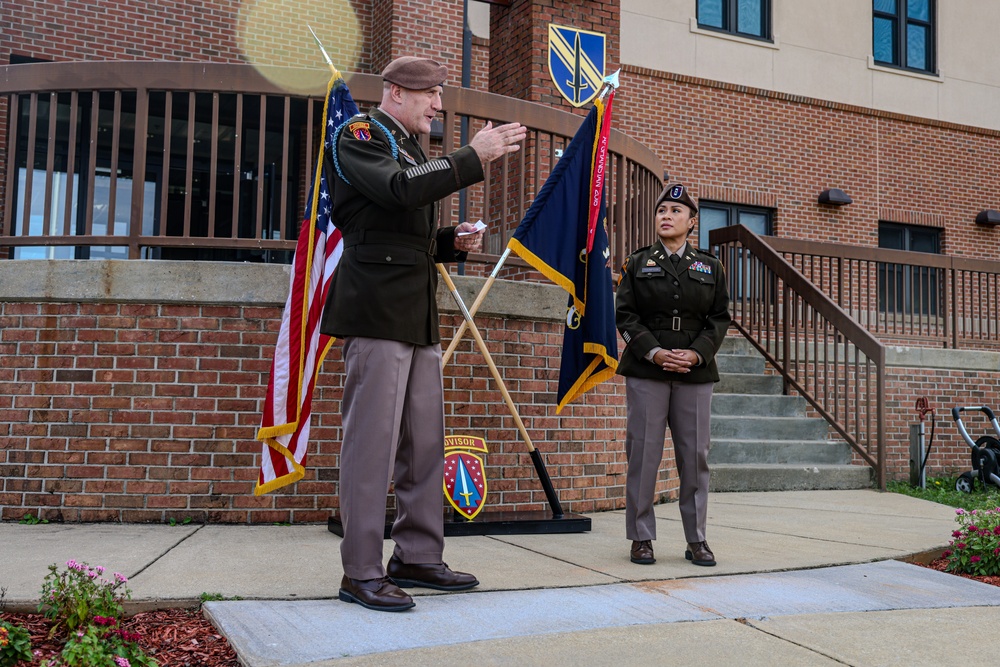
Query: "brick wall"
0 261 658 524
0 0 372 70
615 66 1000 260
489 0 619 110
0 298 645 524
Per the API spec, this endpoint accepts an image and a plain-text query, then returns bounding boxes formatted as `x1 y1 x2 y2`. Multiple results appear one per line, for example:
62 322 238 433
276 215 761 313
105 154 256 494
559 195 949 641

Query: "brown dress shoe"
338 575 415 612
685 541 716 566
630 540 655 564
386 555 479 591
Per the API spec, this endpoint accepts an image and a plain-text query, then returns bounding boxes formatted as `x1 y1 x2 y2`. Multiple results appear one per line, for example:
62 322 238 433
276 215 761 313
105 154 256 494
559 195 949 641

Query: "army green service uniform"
616 240 731 546
320 107 484 581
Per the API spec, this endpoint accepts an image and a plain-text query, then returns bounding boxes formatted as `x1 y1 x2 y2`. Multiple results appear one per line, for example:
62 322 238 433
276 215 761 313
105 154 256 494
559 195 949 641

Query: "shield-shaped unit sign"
548 24 606 107
443 435 488 520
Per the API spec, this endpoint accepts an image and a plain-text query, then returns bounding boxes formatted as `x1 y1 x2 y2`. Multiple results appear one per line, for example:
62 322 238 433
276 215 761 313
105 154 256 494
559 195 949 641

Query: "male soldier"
321 56 526 612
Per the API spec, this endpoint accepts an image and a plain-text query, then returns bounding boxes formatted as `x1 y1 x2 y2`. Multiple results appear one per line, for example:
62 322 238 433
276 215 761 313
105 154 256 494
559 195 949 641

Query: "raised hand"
469 121 528 164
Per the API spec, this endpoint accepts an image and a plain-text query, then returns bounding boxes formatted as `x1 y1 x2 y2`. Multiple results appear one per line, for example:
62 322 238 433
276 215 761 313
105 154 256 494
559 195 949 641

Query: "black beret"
655 182 698 214
381 56 447 90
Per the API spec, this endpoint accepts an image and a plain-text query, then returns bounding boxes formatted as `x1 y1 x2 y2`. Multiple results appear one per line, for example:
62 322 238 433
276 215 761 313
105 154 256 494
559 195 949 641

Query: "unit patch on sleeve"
348 121 371 141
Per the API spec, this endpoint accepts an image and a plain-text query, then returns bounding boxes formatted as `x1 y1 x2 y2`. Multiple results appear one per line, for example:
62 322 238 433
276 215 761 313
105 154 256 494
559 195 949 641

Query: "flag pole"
308 25 342 79
437 264 564 518
442 247 510 367
442 69 621 369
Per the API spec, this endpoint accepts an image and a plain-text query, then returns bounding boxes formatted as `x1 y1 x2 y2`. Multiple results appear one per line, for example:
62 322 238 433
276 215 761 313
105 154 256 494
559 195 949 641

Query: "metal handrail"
711 224 886 489
767 236 1000 349
0 62 663 266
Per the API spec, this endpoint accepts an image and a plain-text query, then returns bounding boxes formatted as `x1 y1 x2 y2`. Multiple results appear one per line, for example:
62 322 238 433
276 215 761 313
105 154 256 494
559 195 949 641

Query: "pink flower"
114 572 128 583
942 550 953 558
956 542 968 550
971 556 982 563
956 508 966 515
952 530 963 538
95 566 105 574
114 657 131 667
969 525 979 532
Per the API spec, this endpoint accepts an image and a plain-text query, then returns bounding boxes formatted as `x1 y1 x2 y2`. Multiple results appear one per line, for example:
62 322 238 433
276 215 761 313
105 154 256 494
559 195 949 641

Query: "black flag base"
327 510 591 538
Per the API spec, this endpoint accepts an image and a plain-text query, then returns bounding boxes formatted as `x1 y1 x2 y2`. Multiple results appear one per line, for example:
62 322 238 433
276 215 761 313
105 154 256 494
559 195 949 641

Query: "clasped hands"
652 348 699 373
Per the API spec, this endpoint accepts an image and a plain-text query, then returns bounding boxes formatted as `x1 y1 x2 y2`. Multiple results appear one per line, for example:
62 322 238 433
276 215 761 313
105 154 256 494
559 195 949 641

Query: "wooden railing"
768 237 1000 349
0 62 663 267
711 225 886 488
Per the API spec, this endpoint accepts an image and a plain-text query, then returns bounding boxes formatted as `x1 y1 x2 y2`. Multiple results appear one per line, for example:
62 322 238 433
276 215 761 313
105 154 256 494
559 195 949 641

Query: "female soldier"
615 183 731 566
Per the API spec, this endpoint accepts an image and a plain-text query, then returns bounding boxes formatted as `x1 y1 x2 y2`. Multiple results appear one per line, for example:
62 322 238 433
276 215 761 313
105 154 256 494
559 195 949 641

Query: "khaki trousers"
338 337 446 580
624 376 714 544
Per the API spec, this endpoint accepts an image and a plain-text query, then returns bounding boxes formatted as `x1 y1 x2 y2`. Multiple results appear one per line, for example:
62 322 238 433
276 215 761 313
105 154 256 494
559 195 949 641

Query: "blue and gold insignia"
548 24 606 107
348 121 371 141
691 261 712 274
443 435 489 520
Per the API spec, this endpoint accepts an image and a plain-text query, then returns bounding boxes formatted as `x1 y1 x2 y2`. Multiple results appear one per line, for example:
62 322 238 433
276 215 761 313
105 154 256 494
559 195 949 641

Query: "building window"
873 0 935 73
700 202 772 300
698 201 771 249
878 221 941 316
697 0 771 40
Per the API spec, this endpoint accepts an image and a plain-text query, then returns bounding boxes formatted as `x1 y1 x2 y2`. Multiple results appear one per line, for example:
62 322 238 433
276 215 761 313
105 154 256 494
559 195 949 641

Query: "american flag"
255 74 358 495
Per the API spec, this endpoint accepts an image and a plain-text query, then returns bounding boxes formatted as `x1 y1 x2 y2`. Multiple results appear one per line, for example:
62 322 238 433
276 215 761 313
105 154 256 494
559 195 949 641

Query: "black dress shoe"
386 555 479 591
685 541 716 567
630 540 655 564
338 575 415 612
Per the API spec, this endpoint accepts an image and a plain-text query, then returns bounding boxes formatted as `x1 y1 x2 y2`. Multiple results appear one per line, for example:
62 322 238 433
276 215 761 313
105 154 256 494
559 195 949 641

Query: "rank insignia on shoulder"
690 261 712 274
348 121 371 141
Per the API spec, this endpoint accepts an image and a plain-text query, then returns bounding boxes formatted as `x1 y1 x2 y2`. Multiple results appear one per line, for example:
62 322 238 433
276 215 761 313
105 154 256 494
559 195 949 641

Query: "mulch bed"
1 608 239 667
913 556 1000 587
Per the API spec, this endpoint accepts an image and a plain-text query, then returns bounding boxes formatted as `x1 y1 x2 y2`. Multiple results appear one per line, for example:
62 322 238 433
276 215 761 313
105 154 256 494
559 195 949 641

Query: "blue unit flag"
508 85 619 413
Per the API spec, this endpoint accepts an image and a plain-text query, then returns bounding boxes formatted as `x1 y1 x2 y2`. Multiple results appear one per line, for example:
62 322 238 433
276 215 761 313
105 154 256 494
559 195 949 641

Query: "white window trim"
867 56 942 82
689 17 780 50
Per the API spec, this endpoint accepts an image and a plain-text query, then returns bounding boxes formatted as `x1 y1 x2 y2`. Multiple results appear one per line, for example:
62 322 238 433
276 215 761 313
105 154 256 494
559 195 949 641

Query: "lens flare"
238 0 363 94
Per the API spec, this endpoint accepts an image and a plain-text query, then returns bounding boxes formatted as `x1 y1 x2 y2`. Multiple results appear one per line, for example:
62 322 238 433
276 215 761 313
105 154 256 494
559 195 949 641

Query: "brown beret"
381 56 447 90
655 182 698 214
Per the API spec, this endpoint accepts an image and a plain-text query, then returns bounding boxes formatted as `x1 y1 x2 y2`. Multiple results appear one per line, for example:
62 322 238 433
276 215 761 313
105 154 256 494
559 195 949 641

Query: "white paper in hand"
456 220 488 236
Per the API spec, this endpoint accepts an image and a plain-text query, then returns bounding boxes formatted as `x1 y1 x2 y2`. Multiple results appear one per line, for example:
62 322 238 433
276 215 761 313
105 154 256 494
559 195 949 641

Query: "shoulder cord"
331 115 399 185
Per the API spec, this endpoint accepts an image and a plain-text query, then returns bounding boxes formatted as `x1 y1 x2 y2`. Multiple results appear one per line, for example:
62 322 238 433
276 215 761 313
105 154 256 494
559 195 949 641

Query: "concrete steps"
709 336 873 492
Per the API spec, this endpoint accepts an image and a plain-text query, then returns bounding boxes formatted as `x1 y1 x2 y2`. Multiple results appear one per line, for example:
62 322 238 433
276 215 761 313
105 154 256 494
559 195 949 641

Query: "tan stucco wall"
620 0 1000 131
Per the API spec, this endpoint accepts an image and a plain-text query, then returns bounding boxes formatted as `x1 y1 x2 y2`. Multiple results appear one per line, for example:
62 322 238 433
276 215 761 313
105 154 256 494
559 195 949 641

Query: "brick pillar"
370 0 466 85
489 0 619 108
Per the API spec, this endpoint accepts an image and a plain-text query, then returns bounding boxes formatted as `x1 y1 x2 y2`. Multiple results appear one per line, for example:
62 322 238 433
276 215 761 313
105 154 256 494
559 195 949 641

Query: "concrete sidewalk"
5 490 1000 666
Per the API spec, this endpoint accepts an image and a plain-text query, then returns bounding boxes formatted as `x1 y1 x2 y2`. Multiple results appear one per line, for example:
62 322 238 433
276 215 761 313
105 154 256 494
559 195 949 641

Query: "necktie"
670 253 681 267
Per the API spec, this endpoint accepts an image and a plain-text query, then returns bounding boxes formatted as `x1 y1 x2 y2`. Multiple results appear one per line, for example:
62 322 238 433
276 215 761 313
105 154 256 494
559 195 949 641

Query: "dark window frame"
698 201 773 250
877 220 942 316
696 0 773 42
873 0 936 74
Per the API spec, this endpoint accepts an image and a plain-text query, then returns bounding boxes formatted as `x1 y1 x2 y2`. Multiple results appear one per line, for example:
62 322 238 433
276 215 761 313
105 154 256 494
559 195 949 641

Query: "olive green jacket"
615 242 731 383
320 108 484 345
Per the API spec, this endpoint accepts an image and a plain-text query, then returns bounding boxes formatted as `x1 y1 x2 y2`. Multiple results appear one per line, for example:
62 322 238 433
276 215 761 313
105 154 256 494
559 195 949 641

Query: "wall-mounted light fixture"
975 209 1000 226
818 188 853 206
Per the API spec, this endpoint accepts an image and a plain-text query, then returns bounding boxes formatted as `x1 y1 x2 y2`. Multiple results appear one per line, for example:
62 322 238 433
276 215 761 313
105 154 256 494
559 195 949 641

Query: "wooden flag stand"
327 264 590 538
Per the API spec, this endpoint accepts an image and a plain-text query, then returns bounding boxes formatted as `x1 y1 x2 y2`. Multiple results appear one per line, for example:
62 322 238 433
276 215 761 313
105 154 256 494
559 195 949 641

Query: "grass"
887 476 1000 511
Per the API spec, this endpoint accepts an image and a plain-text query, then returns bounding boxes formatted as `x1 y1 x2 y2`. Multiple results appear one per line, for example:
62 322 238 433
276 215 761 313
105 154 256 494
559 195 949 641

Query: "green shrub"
943 507 1000 577
0 620 33 667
